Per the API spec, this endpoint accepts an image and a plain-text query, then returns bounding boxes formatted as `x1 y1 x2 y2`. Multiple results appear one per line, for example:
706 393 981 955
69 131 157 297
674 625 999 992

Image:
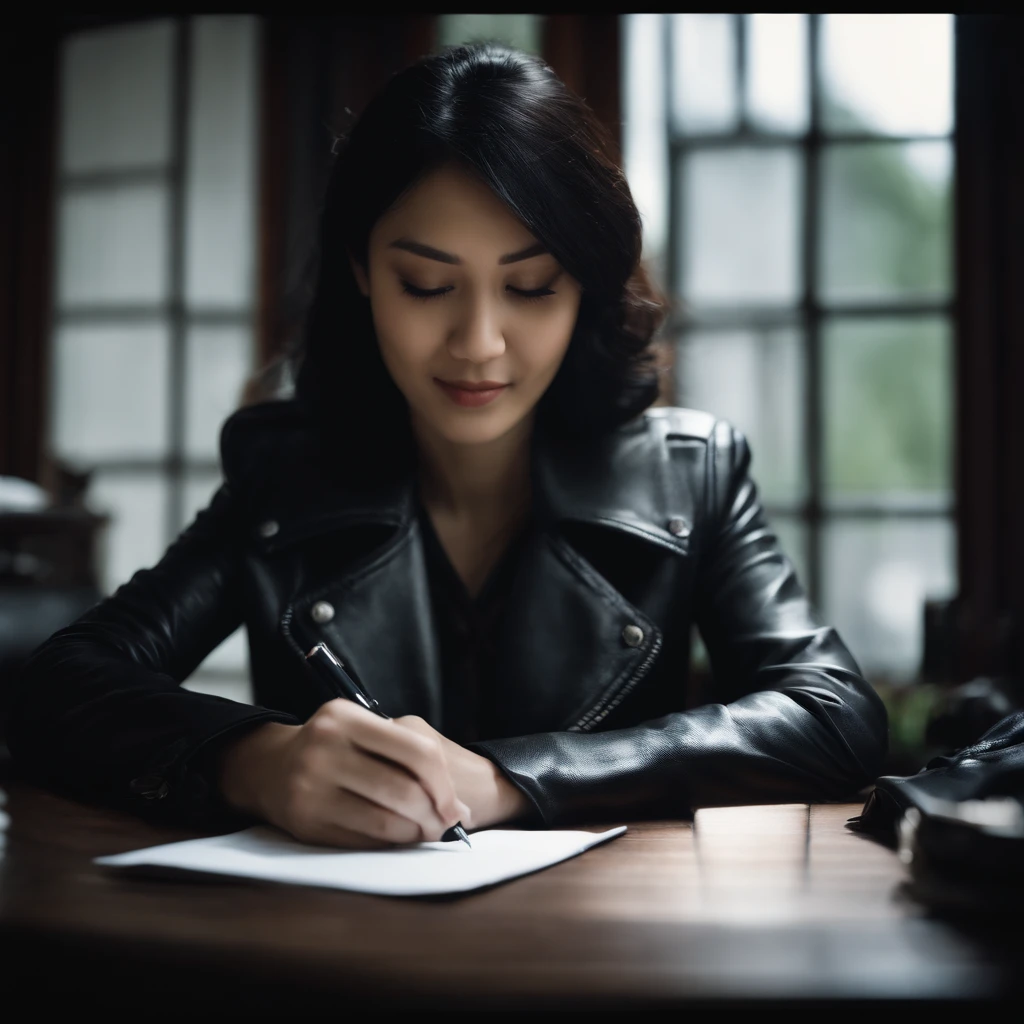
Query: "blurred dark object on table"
0 462 108 759
849 710 1024 918
919 596 1024 752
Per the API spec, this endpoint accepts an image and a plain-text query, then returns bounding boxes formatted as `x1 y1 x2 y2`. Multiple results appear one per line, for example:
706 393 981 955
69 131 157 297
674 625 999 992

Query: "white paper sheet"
95 825 627 896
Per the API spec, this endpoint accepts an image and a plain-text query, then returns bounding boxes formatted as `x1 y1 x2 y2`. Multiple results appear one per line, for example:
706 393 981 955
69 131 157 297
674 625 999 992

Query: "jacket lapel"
486 527 660 735
286 519 445 723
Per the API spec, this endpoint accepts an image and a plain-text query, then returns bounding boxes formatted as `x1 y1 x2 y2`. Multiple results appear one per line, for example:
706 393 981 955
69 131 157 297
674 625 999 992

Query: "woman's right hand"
216 699 470 848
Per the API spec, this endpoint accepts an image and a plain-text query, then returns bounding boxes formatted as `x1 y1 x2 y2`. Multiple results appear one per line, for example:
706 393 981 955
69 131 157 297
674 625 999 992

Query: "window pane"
747 14 808 134
823 518 956 682
87 471 169 595
824 317 951 503
670 14 737 134
676 327 805 506
820 141 951 303
185 325 253 458
58 185 170 306
679 147 802 306
51 322 170 463
437 15 542 55
184 16 259 309
623 14 669 276
821 15 953 136
60 20 174 173
190 627 249 677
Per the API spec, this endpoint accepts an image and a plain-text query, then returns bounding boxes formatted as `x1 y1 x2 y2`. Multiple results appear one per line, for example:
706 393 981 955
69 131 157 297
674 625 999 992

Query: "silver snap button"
622 623 644 648
310 600 335 624
258 519 280 539
667 517 690 538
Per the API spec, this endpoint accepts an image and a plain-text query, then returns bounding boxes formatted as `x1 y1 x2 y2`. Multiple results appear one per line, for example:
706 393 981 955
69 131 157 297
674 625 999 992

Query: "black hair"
291 41 667 466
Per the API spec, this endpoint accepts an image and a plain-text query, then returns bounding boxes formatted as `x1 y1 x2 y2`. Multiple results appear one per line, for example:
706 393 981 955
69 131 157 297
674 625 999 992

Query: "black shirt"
416 497 532 745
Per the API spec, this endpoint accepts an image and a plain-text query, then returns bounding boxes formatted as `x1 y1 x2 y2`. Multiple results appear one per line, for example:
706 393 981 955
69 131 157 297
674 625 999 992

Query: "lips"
434 378 510 408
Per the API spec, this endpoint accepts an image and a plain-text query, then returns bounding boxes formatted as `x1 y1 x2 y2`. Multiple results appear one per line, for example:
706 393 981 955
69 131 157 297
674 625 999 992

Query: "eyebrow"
387 238 549 265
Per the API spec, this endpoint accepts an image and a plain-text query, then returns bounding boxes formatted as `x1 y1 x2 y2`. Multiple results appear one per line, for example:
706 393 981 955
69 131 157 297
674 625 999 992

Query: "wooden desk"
0 781 1018 1008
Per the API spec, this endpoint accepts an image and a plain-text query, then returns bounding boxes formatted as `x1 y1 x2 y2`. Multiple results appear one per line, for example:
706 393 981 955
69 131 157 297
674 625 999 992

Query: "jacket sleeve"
1 484 301 829
470 422 889 827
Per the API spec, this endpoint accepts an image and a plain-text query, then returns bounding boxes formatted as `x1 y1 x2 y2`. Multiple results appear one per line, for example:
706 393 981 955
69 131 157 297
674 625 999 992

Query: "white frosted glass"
676 328 805 505
680 147 802 305
87 472 169 595
822 15 953 136
438 14 542 55
60 20 174 172
58 186 169 306
747 14 808 134
185 325 253 457
823 316 952 502
193 626 249 675
671 13 737 134
823 518 956 682
51 322 170 462
623 14 669 275
184 16 259 309
821 142 952 303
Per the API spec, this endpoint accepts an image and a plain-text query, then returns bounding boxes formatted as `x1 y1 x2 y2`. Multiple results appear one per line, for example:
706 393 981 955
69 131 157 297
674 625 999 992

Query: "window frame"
662 13 956 625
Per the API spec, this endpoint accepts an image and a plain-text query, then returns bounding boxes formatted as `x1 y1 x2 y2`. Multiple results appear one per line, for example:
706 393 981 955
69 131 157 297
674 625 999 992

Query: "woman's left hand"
394 716 531 830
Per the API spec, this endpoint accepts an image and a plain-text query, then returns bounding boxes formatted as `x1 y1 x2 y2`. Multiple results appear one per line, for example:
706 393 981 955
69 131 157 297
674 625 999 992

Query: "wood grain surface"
0 782 1017 1008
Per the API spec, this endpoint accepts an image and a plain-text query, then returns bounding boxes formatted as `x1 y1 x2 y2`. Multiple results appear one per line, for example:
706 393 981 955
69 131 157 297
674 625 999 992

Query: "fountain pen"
305 641 472 848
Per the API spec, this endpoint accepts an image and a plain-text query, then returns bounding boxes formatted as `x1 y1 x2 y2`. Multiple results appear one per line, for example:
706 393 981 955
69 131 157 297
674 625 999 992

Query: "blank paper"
95 825 627 896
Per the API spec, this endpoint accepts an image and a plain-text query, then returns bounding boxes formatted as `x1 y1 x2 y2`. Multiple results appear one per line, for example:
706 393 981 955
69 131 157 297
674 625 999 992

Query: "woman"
5 43 887 848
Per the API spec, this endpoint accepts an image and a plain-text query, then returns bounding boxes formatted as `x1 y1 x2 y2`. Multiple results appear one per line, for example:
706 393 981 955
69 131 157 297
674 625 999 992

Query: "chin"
412 396 525 445
435 413 519 446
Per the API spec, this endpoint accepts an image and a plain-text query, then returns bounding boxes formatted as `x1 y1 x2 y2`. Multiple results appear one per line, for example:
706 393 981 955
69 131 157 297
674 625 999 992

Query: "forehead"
373 162 535 251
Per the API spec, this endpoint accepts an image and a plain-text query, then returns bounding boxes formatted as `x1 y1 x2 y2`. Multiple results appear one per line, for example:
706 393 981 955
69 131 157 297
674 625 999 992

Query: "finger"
330 745 447 839
344 716 463 826
290 821 396 851
326 787 428 845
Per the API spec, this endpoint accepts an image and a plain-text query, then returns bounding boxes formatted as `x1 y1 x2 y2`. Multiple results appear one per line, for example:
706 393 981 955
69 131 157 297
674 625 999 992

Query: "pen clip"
306 642 382 712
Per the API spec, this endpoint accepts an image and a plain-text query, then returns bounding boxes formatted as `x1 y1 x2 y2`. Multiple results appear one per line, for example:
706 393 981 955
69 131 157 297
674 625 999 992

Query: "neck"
412 412 534 525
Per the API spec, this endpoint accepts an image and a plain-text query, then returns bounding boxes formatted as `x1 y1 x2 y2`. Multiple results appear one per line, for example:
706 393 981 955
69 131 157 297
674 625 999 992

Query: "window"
437 14 543 54
623 14 956 684
49 16 260 698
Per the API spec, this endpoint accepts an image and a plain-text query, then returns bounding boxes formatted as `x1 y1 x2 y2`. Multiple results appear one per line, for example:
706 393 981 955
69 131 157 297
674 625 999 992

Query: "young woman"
5 42 887 848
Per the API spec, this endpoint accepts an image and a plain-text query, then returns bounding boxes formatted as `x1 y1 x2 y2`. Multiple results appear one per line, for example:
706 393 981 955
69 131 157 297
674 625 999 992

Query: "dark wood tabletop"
0 779 1018 1008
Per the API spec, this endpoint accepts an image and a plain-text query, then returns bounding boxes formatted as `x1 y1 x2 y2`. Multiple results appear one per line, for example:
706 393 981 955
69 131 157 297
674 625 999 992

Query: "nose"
446 293 506 364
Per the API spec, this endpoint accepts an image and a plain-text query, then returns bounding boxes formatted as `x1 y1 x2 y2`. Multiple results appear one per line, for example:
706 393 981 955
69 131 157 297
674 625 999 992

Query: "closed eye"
400 281 556 302
509 286 556 302
401 281 452 300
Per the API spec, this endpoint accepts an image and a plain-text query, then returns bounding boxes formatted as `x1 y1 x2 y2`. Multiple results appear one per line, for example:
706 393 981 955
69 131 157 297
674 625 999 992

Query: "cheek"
370 290 437 374
516 302 578 380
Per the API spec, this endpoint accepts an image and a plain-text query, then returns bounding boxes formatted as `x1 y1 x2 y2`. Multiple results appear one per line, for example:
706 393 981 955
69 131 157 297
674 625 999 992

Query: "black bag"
849 710 1024 914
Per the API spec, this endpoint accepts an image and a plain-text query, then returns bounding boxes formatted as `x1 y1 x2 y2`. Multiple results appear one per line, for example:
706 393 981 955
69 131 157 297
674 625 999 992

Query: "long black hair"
292 41 666 466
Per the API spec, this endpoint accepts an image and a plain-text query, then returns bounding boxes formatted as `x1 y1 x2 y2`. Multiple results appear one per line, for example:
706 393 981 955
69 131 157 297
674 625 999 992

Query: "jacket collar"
221 399 690 555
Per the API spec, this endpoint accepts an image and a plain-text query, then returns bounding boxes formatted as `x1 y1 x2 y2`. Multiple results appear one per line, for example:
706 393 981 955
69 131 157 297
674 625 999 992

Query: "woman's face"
351 162 583 447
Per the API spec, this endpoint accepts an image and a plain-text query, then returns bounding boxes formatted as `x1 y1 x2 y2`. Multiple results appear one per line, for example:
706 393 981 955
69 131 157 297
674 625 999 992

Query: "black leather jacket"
4 399 888 829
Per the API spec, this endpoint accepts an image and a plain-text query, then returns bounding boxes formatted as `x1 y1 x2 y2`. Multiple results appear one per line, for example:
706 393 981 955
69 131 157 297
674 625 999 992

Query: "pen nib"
453 824 472 848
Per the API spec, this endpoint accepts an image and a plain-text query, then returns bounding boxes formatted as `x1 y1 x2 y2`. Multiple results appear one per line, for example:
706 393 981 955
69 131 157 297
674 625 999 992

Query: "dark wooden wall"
952 15 1024 681
0 20 58 485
